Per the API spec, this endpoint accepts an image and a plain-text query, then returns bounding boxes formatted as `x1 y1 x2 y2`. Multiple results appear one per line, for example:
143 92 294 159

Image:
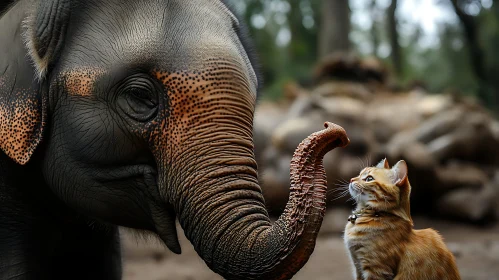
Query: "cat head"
349 159 412 224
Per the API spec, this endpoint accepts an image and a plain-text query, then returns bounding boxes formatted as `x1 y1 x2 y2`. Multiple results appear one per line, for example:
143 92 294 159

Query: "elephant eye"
127 87 155 109
364 175 374 182
117 75 159 122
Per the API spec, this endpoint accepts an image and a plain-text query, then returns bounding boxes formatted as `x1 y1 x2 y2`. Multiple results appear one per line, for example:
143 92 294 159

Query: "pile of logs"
255 54 499 223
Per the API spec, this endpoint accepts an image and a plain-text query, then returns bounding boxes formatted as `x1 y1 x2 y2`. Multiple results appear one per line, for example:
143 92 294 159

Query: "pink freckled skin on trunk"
149 59 255 157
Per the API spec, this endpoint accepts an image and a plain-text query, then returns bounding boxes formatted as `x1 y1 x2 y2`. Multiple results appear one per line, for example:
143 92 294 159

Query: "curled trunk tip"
323 121 350 147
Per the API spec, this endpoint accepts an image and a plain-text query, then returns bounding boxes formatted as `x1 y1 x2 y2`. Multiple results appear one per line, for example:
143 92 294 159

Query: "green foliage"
401 23 479 94
226 0 499 107
226 0 319 99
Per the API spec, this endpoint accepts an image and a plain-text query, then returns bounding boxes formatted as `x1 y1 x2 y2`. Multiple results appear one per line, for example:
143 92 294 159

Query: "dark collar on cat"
348 208 383 224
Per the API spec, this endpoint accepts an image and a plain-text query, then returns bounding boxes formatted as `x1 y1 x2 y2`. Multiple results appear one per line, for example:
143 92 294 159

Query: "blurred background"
123 0 499 279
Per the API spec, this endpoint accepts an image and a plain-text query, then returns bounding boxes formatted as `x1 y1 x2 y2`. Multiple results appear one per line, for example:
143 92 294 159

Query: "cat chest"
344 222 398 249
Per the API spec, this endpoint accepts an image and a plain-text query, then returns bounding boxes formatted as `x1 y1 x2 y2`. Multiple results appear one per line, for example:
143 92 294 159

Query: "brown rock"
286 95 315 119
271 112 324 153
489 170 499 220
436 161 489 192
318 208 352 236
337 153 365 181
366 92 424 137
323 150 350 205
415 94 454 119
437 183 497 222
261 155 293 214
254 102 287 157
426 114 491 162
413 107 464 144
369 119 396 144
311 81 372 101
313 52 387 86
257 146 279 171
323 152 365 206
387 141 436 169
312 95 366 121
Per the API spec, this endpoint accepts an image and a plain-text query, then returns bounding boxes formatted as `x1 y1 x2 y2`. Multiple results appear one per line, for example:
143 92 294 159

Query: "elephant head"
0 0 349 279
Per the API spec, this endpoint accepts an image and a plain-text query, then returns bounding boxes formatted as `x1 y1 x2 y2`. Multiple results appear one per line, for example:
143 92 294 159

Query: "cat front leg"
347 251 363 280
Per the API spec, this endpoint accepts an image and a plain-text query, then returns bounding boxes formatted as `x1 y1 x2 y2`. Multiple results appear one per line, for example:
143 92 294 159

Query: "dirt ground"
122 210 499 280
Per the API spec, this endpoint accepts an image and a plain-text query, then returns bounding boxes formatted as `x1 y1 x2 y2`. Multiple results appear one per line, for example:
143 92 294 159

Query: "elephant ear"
0 0 69 164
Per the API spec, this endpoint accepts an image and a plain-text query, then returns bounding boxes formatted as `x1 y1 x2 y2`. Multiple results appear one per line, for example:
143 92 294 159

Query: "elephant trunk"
161 122 348 279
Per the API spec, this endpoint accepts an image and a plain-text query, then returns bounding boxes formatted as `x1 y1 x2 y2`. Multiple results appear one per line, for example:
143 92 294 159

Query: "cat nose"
350 178 354 183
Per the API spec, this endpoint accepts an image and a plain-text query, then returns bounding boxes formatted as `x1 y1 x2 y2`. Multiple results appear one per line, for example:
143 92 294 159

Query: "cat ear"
376 158 390 169
392 160 408 186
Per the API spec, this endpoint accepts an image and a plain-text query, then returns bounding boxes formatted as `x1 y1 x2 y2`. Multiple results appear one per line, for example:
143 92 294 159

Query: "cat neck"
351 205 413 226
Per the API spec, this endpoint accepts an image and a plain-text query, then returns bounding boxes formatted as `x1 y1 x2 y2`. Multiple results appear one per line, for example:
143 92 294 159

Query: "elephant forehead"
59 0 257 93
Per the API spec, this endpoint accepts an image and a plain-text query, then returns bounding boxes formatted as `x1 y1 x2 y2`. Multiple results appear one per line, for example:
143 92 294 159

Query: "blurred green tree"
319 0 351 57
388 0 403 77
449 0 497 107
226 0 499 110
226 0 322 99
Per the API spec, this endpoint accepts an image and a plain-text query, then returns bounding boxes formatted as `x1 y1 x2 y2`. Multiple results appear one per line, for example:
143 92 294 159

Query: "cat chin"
359 194 371 203
348 185 357 197
348 183 363 197
349 189 357 198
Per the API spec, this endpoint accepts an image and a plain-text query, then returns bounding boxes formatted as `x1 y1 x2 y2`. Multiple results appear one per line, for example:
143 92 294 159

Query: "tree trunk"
449 0 496 107
370 0 379 56
388 0 403 76
319 0 351 58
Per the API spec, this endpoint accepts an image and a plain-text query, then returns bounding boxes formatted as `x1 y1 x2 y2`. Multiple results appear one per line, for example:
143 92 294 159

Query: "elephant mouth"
92 164 181 252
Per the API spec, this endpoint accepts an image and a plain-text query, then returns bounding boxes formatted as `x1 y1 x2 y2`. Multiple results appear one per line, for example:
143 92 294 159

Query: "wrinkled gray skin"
0 1 348 279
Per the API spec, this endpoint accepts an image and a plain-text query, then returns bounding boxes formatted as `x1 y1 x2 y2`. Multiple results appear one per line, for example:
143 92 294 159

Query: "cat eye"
364 175 374 182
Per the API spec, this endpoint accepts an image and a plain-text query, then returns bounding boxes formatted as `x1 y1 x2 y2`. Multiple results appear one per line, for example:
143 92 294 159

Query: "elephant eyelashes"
117 76 159 122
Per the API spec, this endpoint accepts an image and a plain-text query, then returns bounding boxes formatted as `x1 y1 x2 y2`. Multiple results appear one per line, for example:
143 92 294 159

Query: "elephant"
0 0 349 279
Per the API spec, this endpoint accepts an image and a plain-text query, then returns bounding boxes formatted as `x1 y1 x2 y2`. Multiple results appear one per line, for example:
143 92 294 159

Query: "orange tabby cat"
344 159 460 280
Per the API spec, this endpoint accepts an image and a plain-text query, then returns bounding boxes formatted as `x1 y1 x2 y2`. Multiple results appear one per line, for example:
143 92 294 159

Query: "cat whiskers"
356 156 366 170
356 154 372 170
335 178 350 185
346 182 364 203
328 178 351 201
